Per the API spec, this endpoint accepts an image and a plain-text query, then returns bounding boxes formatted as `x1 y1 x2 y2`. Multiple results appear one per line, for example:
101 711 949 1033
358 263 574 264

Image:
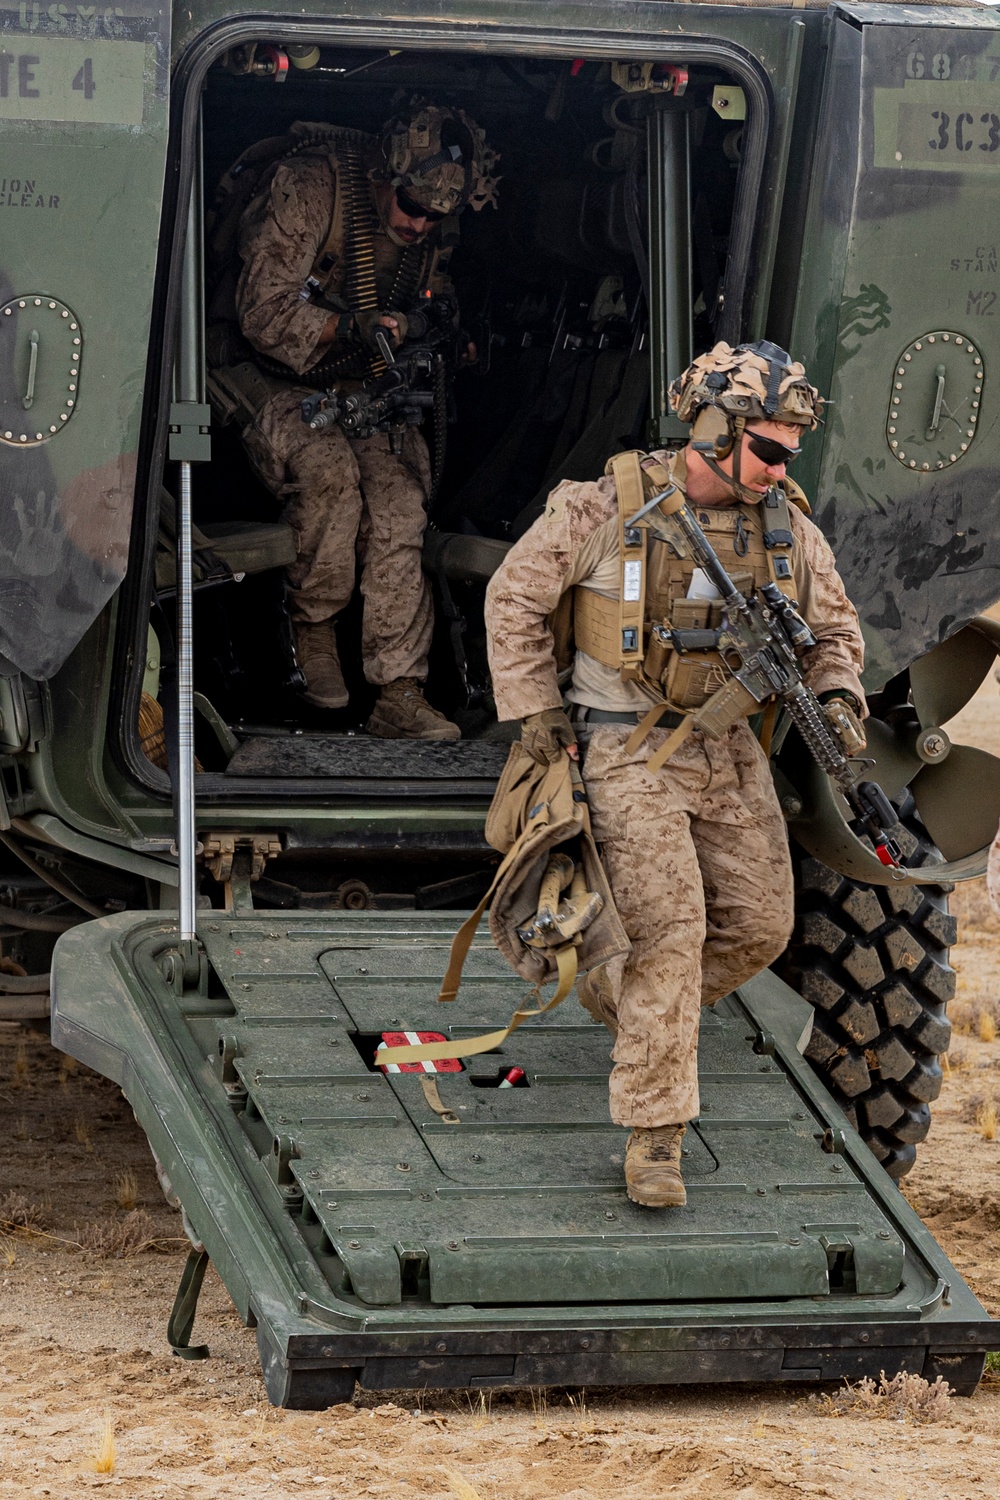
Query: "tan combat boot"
366 678 461 741
625 1124 687 1208
577 965 619 1040
293 621 349 710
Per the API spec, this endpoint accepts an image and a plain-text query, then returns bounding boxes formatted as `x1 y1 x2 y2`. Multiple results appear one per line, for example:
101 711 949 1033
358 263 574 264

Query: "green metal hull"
51 910 997 1405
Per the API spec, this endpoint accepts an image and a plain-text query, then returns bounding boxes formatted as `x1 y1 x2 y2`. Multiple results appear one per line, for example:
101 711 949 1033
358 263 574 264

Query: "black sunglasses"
745 429 802 466
394 186 446 223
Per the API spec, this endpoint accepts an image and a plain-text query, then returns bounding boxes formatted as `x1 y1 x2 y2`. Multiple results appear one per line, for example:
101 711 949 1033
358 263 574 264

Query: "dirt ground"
3 675 1000 1499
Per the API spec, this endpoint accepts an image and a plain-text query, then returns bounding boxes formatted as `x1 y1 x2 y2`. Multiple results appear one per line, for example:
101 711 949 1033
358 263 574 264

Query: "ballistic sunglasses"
745 429 802 466
394 186 447 223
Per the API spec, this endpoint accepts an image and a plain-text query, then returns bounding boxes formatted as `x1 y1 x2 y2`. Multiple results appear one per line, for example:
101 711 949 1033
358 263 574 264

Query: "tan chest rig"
572 450 802 762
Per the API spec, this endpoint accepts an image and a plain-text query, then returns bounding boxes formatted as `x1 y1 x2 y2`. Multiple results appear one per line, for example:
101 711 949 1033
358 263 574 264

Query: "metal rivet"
2 308 9 316
61 309 68 317
921 463 929 471
956 336 964 345
967 429 975 438
973 401 979 409
3 432 10 439
33 298 40 306
48 425 56 434
66 400 74 407
69 384 76 392
890 441 898 449
446 1242 459 1252
72 338 80 346
904 352 911 360
789 1238 801 1245
878 1230 891 1239
943 333 950 341
60 414 68 422
909 460 917 468
18 300 25 308
70 322 77 330
928 335 936 343
348 1240 361 1249
756 1187 767 1195
895 382 902 390
396 1161 411 1172
48 301 55 309
888 426 896 434
961 443 969 451
436 1341 448 1351
580 1338 591 1349
469 1153 482 1163
860 1332 870 1343
34 432 42 441
950 453 958 461
18 435 26 442
604 1210 616 1220
915 341 923 349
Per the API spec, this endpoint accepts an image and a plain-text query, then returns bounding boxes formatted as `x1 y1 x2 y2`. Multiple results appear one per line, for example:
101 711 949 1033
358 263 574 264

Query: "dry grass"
977 1103 998 1141
73 1116 93 1151
950 998 1000 1039
0 1189 46 1231
92 1417 116 1475
12 1040 28 1082
1 1237 15 1268
818 1371 952 1424
441 1469 484 1500
114 1167 139 1212
76 1209 158 1259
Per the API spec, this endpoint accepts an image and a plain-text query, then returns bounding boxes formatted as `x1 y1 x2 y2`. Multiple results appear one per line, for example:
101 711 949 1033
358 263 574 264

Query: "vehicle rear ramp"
51 911 997 1407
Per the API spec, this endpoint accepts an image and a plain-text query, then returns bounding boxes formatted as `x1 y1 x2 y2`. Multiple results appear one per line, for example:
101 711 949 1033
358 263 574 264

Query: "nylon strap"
758 698 779 757
762 484 798 601
420 1075 461 1124
646 713 695 773
385 943 579 1067
167 1246 211 1361
609 451 647 682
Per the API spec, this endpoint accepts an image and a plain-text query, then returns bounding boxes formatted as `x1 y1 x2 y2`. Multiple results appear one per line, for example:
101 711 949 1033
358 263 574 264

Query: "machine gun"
636 481 903 869
300 293 460 452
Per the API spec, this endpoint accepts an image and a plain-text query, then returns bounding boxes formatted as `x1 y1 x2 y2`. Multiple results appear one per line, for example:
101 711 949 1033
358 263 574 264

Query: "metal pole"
176 459 196 942
172 107 207 948
647 101 692 447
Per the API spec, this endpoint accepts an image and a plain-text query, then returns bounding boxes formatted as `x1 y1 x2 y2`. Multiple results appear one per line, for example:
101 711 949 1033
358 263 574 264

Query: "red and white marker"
498 1067 526 1089
375 1032 462 1075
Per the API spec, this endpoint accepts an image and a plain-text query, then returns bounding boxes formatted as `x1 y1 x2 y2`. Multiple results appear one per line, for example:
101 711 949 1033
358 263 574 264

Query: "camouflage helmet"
375 102 500 217
669 340 823 431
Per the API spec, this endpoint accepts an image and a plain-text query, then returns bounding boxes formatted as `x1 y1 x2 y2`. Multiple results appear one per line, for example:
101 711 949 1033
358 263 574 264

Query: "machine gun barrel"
642 484 903 869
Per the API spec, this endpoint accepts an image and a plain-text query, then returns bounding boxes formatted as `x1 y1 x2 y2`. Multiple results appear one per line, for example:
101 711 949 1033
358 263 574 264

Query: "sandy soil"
3 669 1000 1499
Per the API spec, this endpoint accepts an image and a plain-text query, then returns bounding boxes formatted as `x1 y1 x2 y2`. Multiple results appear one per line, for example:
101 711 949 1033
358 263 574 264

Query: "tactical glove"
520 708 578 765
822 694 866 756
353 309 409 350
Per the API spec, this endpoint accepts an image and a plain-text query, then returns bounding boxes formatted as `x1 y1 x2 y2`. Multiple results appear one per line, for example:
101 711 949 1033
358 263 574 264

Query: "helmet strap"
695 416 762 505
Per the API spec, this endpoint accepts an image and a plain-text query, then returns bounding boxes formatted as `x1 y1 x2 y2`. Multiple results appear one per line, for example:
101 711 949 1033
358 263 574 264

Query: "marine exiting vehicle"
2 0 1000 1405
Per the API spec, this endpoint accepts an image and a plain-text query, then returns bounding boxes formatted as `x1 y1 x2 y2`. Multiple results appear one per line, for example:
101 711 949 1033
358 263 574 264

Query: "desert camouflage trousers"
243 388 434 686
580 718 794 1128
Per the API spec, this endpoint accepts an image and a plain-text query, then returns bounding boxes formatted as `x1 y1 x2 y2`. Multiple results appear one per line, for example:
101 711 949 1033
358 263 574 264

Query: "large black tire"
777 792 957 1181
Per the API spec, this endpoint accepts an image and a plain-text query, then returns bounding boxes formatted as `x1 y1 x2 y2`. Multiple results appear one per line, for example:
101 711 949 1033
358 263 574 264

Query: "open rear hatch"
51 910 997 1406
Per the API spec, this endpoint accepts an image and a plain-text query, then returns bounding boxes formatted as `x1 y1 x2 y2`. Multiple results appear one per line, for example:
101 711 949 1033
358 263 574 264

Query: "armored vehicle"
3 0 1000 1406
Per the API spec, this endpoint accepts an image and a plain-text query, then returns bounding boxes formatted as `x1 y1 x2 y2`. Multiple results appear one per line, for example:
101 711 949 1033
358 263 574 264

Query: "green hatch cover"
52 911 997 1407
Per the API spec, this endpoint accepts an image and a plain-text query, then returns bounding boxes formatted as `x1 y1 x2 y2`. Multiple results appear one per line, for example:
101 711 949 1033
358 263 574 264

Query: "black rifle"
637 481 903 869
300 294 459 449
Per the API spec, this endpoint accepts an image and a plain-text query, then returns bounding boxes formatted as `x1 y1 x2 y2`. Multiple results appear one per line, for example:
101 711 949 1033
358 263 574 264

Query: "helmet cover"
375 102 500 216
669 340 823 430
